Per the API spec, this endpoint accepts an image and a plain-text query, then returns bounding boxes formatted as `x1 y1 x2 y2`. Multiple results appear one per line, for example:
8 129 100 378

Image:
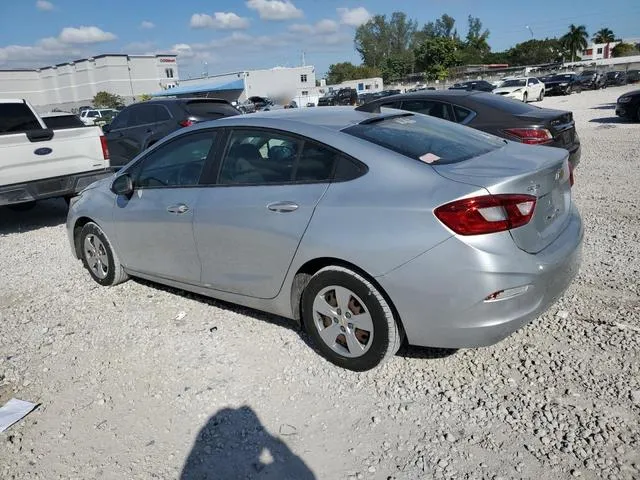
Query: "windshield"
344 113 504 165
501 79 526 87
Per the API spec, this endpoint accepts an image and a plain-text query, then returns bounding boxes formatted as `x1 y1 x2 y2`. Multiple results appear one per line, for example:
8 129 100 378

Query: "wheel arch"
289 257 406 339
72 216 97 258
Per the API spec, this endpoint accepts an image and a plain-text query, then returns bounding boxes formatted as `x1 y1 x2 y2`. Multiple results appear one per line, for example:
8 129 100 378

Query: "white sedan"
493 77 545 102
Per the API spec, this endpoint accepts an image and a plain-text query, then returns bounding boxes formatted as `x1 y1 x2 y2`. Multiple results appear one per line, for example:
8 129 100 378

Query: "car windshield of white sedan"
502 79 526 87
344 114 504 164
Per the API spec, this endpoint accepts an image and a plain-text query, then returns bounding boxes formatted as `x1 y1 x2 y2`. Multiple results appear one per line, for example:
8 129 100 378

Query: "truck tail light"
100 135 110 160
434 194 537 235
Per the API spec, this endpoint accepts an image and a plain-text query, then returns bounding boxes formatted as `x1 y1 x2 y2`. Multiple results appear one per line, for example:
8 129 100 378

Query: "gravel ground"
1 85 639 480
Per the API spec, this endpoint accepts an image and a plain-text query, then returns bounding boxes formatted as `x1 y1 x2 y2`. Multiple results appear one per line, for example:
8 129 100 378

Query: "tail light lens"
504 128 553 145
179 119 195 127
99 135 110 160
435 194 537 235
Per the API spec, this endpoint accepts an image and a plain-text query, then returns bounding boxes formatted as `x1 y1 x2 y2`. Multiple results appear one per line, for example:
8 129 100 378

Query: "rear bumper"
376 205 583 349
0 169 112 206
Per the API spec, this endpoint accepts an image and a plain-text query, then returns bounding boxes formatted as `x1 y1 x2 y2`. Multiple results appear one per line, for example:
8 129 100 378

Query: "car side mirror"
102 124 111 133
111 174 134 196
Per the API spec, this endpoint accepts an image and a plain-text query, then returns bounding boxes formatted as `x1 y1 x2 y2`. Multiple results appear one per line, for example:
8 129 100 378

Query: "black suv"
605 71 627 87
103 98 240 168
317 88 358 106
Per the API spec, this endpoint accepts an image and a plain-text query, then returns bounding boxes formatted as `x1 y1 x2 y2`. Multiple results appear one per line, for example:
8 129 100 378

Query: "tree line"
325 12 639 84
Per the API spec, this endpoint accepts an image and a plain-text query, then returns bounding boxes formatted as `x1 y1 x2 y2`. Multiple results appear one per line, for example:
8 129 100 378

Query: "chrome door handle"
167 204 189 214
267 201 299 213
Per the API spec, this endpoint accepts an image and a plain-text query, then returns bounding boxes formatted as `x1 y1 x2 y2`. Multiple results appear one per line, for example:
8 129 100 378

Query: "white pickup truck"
0 99 112 208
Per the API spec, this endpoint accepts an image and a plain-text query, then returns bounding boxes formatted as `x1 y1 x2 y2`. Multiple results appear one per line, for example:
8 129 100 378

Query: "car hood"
493 86 524 94
619 89 640 99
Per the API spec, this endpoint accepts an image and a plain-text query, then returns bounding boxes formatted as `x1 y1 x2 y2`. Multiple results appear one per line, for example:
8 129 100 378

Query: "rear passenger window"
379 101 402 110
400 100 453 121
109 109 130 129
453 105 474 124
153 105 172 121
296 142 337 182
334 156 367 182
0 103 41 133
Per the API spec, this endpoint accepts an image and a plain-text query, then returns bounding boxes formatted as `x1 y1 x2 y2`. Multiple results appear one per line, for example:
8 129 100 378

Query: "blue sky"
0 0 638 77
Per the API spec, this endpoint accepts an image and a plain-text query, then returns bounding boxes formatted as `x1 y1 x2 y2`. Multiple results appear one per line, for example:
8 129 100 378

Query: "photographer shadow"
181 405 315 480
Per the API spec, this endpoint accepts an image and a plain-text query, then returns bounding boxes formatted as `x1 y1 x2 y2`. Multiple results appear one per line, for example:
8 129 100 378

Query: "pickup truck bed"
0 99 112 207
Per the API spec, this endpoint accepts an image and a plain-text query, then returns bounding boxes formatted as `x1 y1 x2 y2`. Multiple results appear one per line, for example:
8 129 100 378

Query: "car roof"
145 97 230 104
193 106 400 132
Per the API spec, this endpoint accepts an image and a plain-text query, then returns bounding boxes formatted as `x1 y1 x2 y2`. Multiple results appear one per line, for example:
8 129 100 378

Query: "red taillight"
434 194 537 235
99 135 110 160
179 119 195 127
504 128 553 145
569 164 575 187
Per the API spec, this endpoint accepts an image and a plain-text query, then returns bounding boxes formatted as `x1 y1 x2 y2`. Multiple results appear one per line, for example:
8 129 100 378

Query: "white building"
0 54 179 112
153 66 316 106
580 38 640 61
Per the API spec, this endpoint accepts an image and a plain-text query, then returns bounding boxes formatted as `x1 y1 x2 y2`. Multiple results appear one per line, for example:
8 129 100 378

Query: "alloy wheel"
312 285 374 358
84 234 109 279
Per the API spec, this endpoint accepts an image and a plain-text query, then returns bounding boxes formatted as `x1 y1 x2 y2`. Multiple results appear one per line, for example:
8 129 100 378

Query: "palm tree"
561 24 589 62
593 28 616 44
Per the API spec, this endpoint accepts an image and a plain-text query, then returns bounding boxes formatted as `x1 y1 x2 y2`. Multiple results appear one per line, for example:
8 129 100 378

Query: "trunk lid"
514 108 577 147
433 142 572 254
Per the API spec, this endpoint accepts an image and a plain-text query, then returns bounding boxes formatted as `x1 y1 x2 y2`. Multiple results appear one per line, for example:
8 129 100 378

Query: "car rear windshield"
42 114 85 129
344 113 504 165
184 100 240 118
470 93 537 114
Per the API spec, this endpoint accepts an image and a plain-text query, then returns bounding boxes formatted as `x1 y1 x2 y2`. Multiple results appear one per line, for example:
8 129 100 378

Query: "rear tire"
79 222 129 286
301 266 402 371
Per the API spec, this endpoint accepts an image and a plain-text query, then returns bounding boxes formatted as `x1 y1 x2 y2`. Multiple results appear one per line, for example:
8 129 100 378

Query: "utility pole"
526 26 534 39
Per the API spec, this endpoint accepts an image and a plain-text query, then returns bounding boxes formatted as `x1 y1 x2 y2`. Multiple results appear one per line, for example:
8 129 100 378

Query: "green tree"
381 51 415 82
355 12 418 68
612 42 640 57
504 38 566 65
138 93 153 102
325 62 381 84
93 91 125 109
593 28 616 43
414 36 460 80
561 24 589 62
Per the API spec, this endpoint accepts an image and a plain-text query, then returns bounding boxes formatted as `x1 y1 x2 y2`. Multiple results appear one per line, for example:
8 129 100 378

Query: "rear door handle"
167 204 190 214
267 201 299 213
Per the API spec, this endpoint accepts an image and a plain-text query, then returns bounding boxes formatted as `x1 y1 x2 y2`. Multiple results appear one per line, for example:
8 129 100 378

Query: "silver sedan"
67 107 583 371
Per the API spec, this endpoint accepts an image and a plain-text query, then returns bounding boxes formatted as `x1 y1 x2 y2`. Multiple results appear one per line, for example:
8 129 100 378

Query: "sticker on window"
393 117 416 125
419 153 440 164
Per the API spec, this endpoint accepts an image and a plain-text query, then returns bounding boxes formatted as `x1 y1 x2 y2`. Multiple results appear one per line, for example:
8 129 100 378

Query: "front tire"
301 266 402 371
79 222 129 286
538 89 544 101
522 92 528 103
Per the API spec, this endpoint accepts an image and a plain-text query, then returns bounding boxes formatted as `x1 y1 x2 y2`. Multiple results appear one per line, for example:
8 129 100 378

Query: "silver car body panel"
67 107 583 348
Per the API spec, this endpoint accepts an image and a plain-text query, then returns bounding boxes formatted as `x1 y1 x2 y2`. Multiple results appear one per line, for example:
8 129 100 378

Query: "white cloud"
289 19 338 35
58 26 117 44
338 7 371 27
190 12 250 30
36 0 54 11
140 20 155 29
246 0 303 21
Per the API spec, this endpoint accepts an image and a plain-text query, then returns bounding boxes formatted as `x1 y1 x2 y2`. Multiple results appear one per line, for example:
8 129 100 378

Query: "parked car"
357 90 581 170
247 96 282 111
578 70 606 90
103 98 240 169
0 99 111 209
448 80 495 92
80 108 119 126
627 70 640 84
615 89 640 122
41 111 85 129
492 77 545 102
318 88 358 106
67 107 583 371
604 71 627 87
542 74 583 96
